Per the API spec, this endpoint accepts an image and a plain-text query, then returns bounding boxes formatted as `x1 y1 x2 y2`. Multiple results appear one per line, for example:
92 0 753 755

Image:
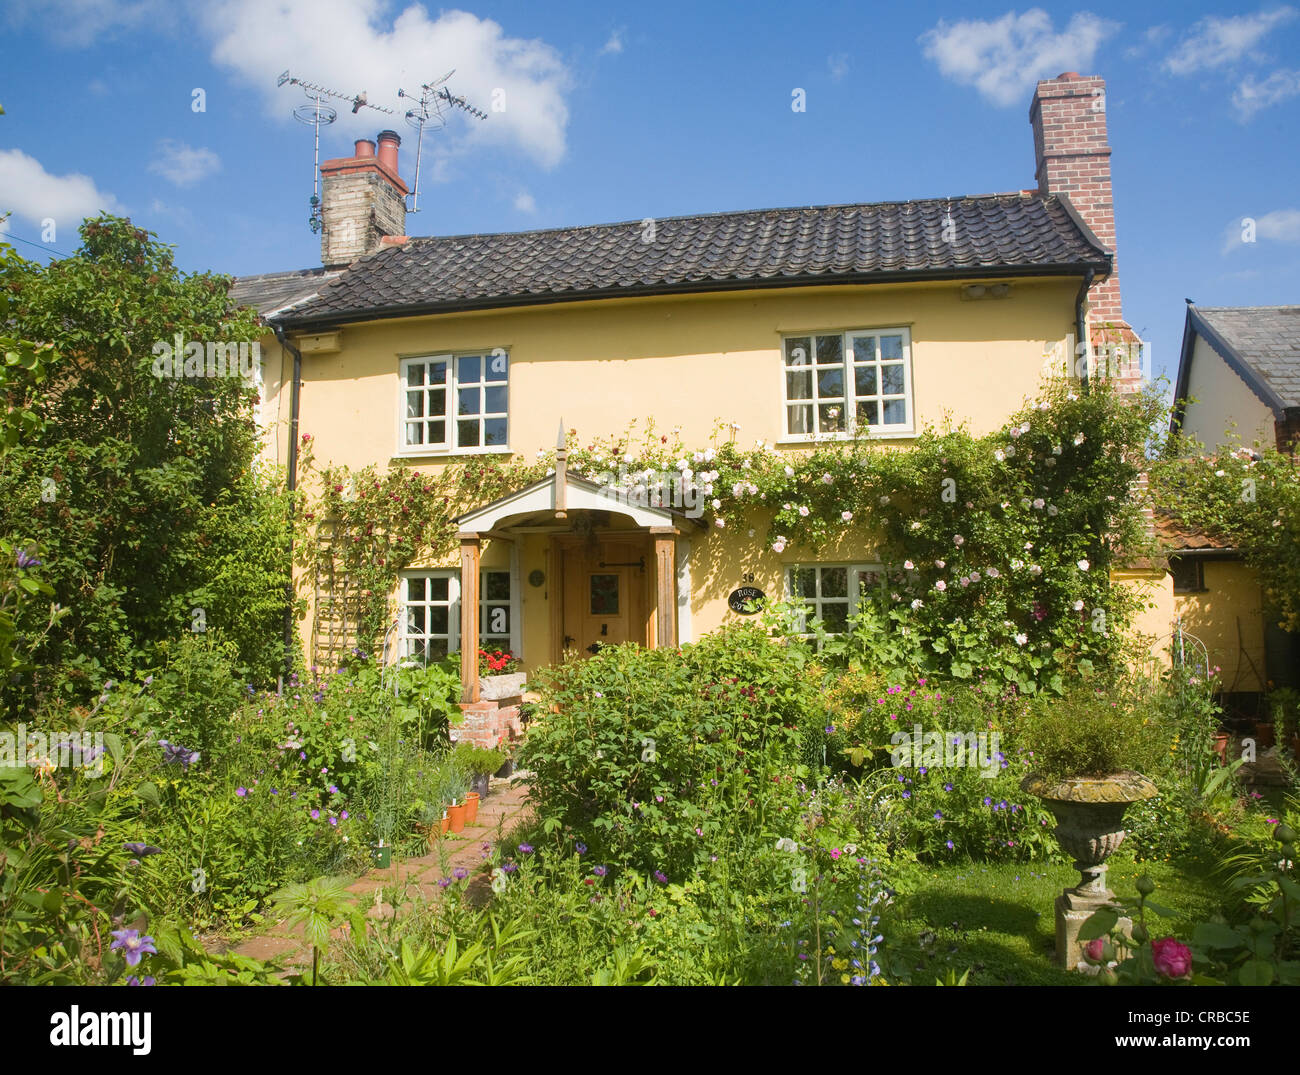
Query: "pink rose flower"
1083 938 1105 964
1150 937 1192 979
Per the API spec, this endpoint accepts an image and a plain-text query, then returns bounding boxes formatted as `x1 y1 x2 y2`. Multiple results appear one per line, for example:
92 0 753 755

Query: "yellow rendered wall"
1180 334 1275 452
1174 560 1267 692
255 278 1085 664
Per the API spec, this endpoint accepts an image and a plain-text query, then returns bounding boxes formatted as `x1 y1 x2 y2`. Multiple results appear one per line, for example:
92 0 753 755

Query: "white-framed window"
399 350 509 455
782 328 913 439
401 570 460 661
398 568 519 663
786 563 885 642
480 569 513 652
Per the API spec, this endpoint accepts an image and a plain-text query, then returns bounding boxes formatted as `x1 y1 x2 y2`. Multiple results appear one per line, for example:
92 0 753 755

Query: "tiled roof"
269 192 1109 326
229 267 342 318
1154 512 1235 552
1193 306 1300 409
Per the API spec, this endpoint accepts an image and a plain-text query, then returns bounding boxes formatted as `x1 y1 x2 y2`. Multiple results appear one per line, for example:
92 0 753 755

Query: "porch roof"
453 471 708 534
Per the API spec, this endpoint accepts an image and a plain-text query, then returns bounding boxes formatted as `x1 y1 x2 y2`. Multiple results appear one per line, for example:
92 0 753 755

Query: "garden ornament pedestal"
1022 771 1158 970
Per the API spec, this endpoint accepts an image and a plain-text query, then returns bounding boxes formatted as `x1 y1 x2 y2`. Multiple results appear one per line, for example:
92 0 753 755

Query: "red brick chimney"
318 132 408 269
1030 73 1140 368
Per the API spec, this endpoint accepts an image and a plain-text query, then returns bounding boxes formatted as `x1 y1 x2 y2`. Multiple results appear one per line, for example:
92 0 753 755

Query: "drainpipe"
1075 268 1095 390
273 321 303 677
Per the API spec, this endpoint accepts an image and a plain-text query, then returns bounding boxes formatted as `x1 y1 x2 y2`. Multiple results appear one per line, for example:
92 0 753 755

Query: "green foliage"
454 742 505 776
0 215 292 709
519 622 820 874
1015 680 1169 781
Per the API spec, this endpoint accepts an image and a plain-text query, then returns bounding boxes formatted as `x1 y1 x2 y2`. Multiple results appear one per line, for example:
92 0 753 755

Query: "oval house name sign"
728 586 766 614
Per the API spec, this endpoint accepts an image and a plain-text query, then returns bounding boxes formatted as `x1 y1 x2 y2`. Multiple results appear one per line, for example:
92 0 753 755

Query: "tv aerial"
277 70 396 233
397 70 487 213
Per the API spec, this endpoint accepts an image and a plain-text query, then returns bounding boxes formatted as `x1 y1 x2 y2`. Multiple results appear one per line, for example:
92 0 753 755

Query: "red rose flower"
1150 937 1192 979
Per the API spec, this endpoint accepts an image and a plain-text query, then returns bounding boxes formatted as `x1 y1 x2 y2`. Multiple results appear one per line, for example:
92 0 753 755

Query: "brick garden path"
230 779 532 968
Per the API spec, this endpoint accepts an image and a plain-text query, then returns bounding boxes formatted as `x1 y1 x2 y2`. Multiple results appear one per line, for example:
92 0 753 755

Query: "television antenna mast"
277 70 396 233
397 70 487 213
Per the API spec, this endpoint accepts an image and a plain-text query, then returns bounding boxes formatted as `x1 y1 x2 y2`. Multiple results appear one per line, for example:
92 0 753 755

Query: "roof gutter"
276 261 1112 333
272 321 302 678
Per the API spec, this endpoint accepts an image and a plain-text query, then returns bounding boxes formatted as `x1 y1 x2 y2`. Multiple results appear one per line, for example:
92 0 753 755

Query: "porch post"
460 533 481 703
650 527 677 649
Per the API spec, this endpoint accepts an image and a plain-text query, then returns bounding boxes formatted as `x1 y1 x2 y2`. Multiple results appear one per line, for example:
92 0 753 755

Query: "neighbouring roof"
1154 512 1236 554
229 267 342 318
1173 304 1300 425
264 192 1110 328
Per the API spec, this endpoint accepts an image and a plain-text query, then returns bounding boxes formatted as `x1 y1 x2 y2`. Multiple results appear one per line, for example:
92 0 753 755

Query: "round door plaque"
728 586 765 614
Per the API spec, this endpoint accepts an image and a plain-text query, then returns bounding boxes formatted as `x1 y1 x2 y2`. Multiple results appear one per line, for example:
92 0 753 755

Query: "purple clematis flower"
122 843 162 857
518 843 534 854
109 929 157 968
15 548 42 570
593 865 608 877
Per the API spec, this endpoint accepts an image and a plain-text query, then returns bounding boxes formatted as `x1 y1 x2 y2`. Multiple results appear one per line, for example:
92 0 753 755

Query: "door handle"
600 623 608 636
563 635 575 648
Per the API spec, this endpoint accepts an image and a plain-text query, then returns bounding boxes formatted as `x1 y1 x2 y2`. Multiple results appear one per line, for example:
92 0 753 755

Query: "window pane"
819 403 845 432
857 400 879 427
410 638 427 662
407 577 425 601
484 385 507 414
883 399 907 425
590 574 620 615
429 420 446 445
485 605 509 635
407 363 426 387
852 336 876 362
788 404 812 434
406 391 424 419
485 571 511 600
821 602 849 634
458 355 482 383
430 606 449 634
786 370 812 400
792 567 816 597
427 638 448 659
855 366 877 396
458 387 481 415
485 353 508 382
408 606 425 633
785 337 811 367
881 364 905 395
880 335 904 361
816 335 843 365
429 388 446 416
405 422 424 445
458 419 480 447
821 567 848 598
430 576 449 601
484 418 508 446
816 367 844 398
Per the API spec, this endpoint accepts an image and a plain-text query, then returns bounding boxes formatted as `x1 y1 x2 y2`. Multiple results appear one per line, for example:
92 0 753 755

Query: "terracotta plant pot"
440 813 450 835
1212 732 1230 764
447 802 467 833
464 791 480 824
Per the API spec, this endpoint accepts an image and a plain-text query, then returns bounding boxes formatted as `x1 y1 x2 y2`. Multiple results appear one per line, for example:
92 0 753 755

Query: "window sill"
393 446 514 461
776 430 915 445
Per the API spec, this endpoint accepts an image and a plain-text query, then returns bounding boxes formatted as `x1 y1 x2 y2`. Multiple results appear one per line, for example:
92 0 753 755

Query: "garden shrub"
519 622 822 874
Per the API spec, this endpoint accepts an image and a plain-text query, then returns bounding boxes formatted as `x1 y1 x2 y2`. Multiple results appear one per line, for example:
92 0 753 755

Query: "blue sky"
2 1 1298 386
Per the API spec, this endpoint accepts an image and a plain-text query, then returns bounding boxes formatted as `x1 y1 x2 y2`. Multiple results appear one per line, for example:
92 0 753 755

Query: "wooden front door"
560 537 648 656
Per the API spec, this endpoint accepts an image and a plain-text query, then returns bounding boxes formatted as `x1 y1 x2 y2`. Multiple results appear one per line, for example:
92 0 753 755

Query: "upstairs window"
783 329 913 438
400 350 509 454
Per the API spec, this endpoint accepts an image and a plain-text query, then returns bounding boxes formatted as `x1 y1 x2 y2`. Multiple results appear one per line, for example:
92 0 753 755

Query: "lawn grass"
886 854 1227 986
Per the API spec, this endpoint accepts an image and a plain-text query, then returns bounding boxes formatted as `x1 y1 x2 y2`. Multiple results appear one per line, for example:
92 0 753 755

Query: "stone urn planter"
1021 771 1158 969
480 672 527 701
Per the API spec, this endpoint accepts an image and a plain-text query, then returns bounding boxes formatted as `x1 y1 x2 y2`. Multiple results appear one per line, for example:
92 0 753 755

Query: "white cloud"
1163 7 1296 74
919 9 1120 107
0 148 123 232
828 53 849 82
198 0 572 169
513 190 537 213
1221 208 1300 252
600 29 624 55
1233 67 1300 116
148 140 221 186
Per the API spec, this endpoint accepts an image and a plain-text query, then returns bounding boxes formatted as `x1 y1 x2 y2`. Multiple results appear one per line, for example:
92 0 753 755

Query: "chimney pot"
377 129 401 174
354 138 376 159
